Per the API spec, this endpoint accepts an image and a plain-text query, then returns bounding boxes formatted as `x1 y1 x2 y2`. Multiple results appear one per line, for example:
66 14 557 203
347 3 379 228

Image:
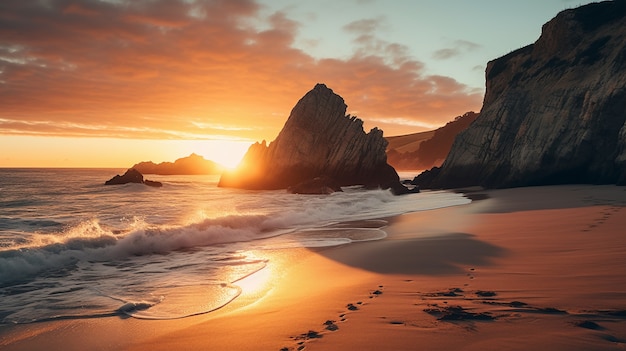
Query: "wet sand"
2 185 626 350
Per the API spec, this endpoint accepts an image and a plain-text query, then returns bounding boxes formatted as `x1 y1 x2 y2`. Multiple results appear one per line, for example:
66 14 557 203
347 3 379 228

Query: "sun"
179 140 251 170
203 140 252 169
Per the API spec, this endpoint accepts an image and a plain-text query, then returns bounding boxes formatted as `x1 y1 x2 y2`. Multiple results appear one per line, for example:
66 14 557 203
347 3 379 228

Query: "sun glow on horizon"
0 136 253 169
196 140 251 170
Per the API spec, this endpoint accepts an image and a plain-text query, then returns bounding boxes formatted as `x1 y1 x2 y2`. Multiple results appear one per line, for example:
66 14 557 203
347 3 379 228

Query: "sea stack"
415 1 626 189
218 84 411 194
105 168 163 187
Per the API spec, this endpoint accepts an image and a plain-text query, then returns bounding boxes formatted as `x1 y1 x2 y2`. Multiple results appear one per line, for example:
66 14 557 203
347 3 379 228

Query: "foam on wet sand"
2 185 626 351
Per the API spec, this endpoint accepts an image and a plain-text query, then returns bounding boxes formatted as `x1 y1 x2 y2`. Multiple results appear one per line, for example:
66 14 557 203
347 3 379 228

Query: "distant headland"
386 111 479 171
131 153 224 175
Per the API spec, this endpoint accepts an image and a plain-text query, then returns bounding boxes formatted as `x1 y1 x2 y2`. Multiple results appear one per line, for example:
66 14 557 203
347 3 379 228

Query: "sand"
2 184 626 350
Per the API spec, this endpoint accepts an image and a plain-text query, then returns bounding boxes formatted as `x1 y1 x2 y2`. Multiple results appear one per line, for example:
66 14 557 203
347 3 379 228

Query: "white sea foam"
0 169 471 324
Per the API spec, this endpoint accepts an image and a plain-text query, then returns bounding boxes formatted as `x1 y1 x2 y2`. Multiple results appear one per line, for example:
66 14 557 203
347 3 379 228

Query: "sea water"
0 168 470 324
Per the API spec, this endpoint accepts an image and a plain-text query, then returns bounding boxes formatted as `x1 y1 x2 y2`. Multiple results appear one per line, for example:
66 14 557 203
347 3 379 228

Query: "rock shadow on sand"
467 185 626 214
320 232 505 275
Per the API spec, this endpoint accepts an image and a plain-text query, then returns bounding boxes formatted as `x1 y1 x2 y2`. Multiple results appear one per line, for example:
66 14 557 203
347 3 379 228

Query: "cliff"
132 153 223 175
386 130 435 154
419 1 626 188
386 112 479 170
218 84 410 194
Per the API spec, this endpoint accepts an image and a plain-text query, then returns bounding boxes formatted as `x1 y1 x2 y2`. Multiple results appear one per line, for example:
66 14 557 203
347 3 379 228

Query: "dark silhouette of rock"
287 176 343 195
417 1 626 189
218 84 410 194
411 167 440 188
105 168 143 185
386 112 479 170
105 168 162 187
376 163 419 195
132 153 223 175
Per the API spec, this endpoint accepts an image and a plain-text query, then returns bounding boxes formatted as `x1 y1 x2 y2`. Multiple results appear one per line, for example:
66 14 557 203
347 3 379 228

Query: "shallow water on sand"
0 168 470 324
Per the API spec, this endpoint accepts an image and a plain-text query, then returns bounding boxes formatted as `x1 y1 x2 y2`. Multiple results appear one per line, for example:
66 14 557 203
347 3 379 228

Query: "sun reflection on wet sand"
233 264 273 297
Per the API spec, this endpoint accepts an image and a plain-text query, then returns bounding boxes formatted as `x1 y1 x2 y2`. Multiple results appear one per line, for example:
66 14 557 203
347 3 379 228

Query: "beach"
2 184 626 350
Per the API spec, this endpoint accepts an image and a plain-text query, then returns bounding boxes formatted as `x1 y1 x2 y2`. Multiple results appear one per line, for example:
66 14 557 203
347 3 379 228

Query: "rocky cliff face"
422 1 626 188
219 84 409 194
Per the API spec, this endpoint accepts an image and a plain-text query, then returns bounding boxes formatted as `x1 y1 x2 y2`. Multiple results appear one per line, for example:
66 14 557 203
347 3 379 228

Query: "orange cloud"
0 0 482 142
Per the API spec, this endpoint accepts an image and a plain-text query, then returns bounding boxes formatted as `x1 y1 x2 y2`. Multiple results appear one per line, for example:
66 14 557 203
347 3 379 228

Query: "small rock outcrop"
105 168 163 187
132 153 223 175
417 1 626 189
218 84 411 194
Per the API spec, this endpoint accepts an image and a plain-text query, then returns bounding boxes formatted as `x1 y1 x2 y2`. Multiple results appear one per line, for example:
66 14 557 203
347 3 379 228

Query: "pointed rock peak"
313 83 330 92
219 84 412 194
300 83 343 105
280 83 347 132
298 83 343 104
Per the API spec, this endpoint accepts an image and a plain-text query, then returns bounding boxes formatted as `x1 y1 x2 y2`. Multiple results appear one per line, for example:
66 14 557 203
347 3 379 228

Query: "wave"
0 187 473 324
0 188 470 286
0 214 280 285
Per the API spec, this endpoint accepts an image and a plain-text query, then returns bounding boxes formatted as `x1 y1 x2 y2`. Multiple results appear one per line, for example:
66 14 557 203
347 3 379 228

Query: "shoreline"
2 184 626 350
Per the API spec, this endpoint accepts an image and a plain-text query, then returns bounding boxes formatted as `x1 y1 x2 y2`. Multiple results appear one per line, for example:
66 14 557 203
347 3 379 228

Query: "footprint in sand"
574 320 603 330
602 334 626 344
283 286 383 351
369 287 383 298
324 320 339 331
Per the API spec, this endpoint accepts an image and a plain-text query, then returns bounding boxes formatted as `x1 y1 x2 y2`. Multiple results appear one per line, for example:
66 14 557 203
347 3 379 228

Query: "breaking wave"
0 170 471 324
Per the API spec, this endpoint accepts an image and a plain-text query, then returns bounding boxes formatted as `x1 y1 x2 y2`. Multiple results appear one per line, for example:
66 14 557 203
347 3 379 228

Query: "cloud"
0 0 482 141
343 17 384 34
433 39 482 60
473 64 485 72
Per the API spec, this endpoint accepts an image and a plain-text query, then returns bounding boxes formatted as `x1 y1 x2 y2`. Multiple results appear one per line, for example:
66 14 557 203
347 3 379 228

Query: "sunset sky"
0 0 592 168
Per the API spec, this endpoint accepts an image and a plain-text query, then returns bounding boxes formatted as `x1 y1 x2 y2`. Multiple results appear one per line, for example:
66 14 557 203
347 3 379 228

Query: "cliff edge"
416 1 626 189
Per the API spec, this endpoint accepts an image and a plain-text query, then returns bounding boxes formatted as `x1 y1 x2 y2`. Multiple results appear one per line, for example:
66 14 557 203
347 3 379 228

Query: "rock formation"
218 84 411 194
132 153 223 175
105 168 163 187
416 1 626 189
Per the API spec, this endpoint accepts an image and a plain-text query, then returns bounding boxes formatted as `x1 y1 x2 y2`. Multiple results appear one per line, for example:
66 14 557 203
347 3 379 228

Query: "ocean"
0 168 470 324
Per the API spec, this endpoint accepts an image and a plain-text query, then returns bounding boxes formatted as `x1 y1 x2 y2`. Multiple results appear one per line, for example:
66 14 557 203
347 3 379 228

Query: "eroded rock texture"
219 84 409 194
421 1 626 188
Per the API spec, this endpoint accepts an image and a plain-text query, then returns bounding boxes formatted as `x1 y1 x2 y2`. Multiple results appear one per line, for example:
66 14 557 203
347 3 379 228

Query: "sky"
0 0 593 168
